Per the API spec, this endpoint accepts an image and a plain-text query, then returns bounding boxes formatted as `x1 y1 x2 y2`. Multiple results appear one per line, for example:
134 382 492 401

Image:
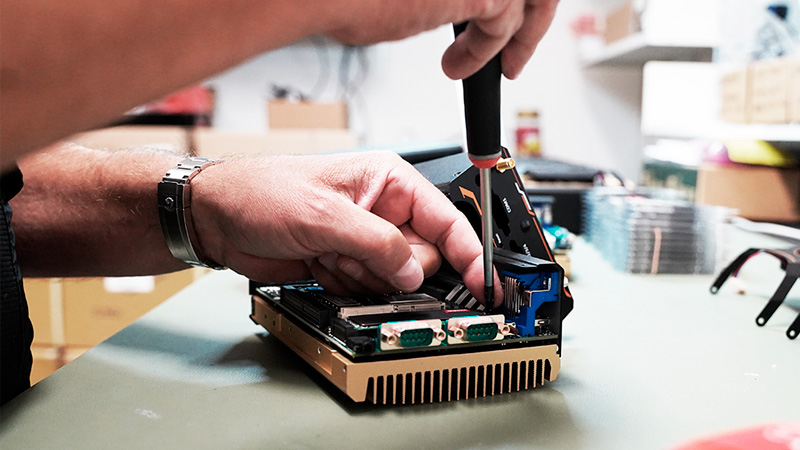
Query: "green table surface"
2 232 798 449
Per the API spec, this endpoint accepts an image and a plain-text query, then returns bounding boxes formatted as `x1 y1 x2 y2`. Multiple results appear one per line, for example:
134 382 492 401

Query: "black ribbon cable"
709 248 764 294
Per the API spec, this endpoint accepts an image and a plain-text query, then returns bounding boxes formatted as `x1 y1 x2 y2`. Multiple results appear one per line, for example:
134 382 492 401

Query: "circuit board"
249 150 571 404
254 248 561 359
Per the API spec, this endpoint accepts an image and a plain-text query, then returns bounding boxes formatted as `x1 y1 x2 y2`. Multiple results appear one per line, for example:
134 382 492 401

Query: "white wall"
207 0 645 180
502 0 643 179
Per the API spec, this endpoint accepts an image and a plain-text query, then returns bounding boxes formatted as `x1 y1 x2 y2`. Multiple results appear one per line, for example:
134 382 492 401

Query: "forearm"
0 0 332 168
0 0 558 171
10 144 187 277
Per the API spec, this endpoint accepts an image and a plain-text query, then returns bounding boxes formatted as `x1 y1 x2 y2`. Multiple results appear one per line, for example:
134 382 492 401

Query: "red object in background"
569 14 599 37
140 85 214 116
121 85 215 127
673 424 800 450
515 110 541 157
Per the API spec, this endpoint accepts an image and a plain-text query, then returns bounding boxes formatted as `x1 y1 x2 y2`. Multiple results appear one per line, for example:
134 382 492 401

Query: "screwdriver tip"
484 286 494 311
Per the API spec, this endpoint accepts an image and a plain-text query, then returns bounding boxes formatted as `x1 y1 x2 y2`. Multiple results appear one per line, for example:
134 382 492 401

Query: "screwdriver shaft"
480 166 494 309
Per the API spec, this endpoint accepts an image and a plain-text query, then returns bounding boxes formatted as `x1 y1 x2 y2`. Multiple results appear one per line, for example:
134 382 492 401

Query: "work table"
1 233 798 449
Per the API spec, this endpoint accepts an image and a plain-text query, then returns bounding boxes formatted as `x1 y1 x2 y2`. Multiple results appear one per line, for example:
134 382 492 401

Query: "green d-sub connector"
464 322 498 342
380 319 446 351
399 328 434 347
447 315 509 345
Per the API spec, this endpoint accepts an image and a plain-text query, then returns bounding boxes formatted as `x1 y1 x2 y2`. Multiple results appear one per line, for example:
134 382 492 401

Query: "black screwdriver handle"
454 22 502 166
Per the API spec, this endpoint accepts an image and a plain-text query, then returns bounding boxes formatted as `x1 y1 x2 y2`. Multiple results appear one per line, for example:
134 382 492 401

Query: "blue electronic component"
502 270 560 337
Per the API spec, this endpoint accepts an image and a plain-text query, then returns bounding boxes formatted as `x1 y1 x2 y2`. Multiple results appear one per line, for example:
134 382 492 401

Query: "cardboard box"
61 269 200 347
719 68 750 124
66 125 192 153
23 278 62 346
720 57 800 124
30 345 63 385
193 129 359 159
696 163 800 222
555 253 571 279
789 59 800 123
267 101 348 129
749 58 794 124
604 2 640 44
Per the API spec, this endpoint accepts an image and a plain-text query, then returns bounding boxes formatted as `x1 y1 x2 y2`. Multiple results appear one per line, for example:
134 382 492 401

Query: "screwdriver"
454 23 503 310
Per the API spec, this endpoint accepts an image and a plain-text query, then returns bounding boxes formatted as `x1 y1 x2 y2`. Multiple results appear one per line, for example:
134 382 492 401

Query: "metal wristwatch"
157 156 225 270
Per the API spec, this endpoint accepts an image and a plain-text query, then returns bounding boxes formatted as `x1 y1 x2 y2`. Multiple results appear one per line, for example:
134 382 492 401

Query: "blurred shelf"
581 33 713 68
662 123 800 143
716 123 800 143
641 61 800 144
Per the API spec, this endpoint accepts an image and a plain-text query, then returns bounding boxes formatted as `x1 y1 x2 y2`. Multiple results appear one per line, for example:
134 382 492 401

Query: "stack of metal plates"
583 188 734 274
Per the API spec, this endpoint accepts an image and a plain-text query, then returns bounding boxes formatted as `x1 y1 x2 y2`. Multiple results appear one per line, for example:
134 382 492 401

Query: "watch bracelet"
157 157 224 270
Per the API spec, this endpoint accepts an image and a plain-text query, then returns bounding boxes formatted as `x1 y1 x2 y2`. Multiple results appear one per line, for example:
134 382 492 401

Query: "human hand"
324 0 559 80
191 151 502 307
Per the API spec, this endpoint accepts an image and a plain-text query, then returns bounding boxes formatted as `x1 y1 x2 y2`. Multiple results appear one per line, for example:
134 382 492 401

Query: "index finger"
441 3 523 80
368 159 503 305
501 0 559 79
442 0 559 80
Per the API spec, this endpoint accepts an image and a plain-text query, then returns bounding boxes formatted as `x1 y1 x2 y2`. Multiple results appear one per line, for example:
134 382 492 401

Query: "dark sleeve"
0 165 33 405
0 166 23 203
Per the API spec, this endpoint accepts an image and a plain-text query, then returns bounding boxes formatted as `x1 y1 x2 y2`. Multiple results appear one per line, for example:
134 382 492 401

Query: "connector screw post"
495 158 515 173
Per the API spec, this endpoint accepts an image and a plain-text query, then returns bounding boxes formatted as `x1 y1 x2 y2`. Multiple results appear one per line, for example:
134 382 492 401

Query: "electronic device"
249 149 573 405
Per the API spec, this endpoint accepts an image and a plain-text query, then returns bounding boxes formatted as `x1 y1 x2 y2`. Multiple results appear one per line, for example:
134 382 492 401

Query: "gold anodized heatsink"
251 296 561 405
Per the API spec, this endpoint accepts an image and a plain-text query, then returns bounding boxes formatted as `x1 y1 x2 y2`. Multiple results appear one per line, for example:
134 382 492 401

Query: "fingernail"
392 256 423 292
318 253 338 271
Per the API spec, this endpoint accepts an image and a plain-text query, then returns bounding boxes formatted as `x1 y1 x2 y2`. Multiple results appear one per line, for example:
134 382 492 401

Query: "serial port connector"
447 315 509 344
379 319 446 351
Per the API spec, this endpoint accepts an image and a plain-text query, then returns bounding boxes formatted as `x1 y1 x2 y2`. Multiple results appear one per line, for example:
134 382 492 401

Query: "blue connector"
501 270 560 337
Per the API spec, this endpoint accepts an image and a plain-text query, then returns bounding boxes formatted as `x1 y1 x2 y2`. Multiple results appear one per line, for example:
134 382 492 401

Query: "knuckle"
373 227 403 251
373 149 404 164
477 0 505 17
512 10 525 30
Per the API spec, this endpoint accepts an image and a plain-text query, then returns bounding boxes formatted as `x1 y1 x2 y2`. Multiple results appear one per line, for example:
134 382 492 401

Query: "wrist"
157 156 225 270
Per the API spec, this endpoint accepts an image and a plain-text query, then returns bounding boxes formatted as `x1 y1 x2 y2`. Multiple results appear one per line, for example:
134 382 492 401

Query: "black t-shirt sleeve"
0 165 33 405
